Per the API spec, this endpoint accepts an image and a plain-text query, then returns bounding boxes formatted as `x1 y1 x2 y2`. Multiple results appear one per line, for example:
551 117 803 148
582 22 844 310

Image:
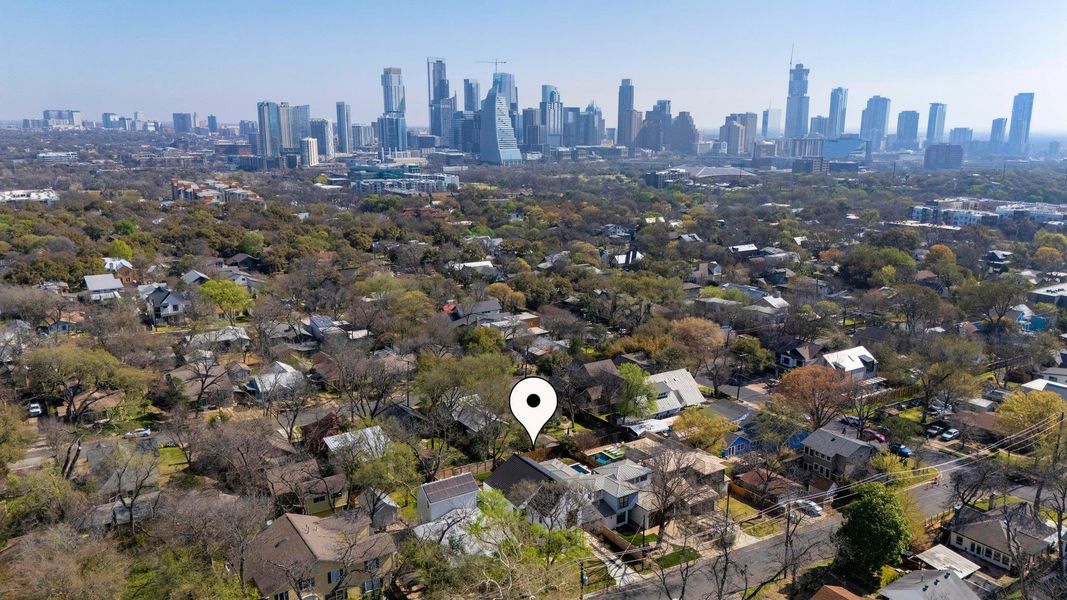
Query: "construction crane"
477 58 508 73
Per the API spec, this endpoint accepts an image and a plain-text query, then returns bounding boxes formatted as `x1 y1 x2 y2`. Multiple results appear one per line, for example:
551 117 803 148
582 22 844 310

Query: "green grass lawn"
898 407 924 423
158 446 188 485
390 490 418 522
718 495 759 520
620 532 657 546
972 495 1024 511
655 545 700 568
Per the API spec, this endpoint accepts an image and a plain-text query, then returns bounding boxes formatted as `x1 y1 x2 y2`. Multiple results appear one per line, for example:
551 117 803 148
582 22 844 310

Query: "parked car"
124 427 152 438
925 424 944 438
908 398 923 408
862 428 886 443
889 443 913 458
1006 471 1037 486
792 499 823 517
27 403 42 417
839 415 861 427
939 428 960 441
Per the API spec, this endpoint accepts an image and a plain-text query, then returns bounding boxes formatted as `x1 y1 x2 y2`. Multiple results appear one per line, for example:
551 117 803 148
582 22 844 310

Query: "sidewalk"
585 532 646 587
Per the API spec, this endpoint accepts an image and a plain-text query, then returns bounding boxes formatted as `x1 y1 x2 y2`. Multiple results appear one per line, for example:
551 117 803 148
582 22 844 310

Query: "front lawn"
620 532 657 546
655 545 700 568
158 446 188 485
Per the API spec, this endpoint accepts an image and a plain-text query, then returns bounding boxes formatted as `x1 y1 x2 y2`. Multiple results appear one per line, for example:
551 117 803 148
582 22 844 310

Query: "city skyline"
4 1 1066 135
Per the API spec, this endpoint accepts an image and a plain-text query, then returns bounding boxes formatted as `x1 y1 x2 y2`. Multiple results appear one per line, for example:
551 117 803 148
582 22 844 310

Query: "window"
955 535 963 546
984 547 992 558
327 568 344 584
325 589 348 600
312 495 327 504
298 577 315 591
273 593 290 600
362 577 383 592
364 558 380 571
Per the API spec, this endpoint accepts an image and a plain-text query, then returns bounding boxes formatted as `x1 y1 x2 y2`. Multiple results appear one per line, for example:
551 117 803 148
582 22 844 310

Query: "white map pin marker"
510 376 558 446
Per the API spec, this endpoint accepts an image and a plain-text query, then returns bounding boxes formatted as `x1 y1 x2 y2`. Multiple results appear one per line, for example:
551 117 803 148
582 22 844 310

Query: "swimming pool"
571 464 590 474
591 452 617 465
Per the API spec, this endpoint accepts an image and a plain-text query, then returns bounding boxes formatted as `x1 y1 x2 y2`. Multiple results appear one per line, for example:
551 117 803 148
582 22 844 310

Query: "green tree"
237 231 265 256
106 239 134 261
198 280 252 325
616 362 656 419
0 402 33 477
835 482 910 580
673 409 732 453
957 276 1028 329
22 345 149 425
459 326 506 354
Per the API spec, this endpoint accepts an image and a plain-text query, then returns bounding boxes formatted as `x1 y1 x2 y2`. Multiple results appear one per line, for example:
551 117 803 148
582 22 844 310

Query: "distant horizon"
3 1 1065 137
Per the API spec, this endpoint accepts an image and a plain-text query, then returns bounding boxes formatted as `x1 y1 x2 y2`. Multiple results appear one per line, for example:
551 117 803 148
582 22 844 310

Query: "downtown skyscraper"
990 117 1008 149
859 95 891 150
335 102 352 153
427 58 455 142
616 78 640 149
926 103 946 145
463 79 481 112
540 85 563 149
895 110 920 150
1007 92 1034 156
480 86 522 165
783 63 810 142
827 87 847 139
378 67 407 154
256 101 281 157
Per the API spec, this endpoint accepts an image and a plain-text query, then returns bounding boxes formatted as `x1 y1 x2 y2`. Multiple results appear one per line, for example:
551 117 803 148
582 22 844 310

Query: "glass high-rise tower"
616 79 638 148
859 95 891 150
784 63 810 142
480 86 522 165
1007 92 1034 156
379 68 407 154
256 101 282 157
827 87 847 139
335 102 352 153
895 110 920 150
926 103 946 145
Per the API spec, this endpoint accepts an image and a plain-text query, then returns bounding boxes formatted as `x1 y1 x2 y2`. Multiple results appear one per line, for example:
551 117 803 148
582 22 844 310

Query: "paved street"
599 515 842 599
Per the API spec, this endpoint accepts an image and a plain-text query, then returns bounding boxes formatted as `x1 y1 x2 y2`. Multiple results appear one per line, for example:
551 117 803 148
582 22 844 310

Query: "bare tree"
165 401 203 465
92 443 159 529
328 343 409 422
643 446 699 548
41 419 83 480
269 382 315 444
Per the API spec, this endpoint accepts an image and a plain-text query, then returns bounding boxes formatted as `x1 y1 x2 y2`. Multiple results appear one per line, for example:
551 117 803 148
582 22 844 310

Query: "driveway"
9 417 51 473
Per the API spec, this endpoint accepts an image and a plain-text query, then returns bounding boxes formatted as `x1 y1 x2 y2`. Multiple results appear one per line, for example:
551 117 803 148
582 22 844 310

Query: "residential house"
166 363 234 408
186 326 251 353
83 274 123 302
181 269 211 286
238 513 396 600
775 338 826 369
538 459 641 530
686 261 723 285
145 286 190 323
722 430 755 458
728 243 759 259
609 249 644 268
47 310 85 335
451 394 502 435
103 257 136 284
730 468 805 509
1020 377 1067 401
322 425 389 459
800 427 876 482
224 253 264 272
947 503 1057 570
246 361 304 402
644 368 706 419
416 473 480 523
704 399 753 426
811 585 863 600
910 544 980 580
819 345 878 381
878 570 979 600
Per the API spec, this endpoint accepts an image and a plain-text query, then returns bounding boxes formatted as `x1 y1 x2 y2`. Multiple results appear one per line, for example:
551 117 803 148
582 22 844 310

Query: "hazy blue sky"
3 0 1065 134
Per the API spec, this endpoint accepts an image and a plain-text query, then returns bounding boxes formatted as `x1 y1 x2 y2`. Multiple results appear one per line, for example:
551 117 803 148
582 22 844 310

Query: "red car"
862 428 885 443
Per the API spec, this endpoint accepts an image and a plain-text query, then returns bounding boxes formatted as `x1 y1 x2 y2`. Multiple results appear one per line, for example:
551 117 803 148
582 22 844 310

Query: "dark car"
889 443 913 458
908 398 923 408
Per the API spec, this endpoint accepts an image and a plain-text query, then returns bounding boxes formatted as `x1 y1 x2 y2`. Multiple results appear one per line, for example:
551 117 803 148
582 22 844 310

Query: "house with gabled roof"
800 427 875 482
417 473 480 523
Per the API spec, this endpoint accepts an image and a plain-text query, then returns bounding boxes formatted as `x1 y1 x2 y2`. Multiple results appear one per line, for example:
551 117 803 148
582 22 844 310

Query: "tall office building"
172 112 193 134
761 108 781 139
540 85 563 148
480 86 522 165
379 67 407 154
669 111 699 154
895 110 920 150
256 101 282 157
784 63 810 142
300 137 319 167
335 102 352 153
637 100 672 151
289 105 311 148
277 102 294 150
948 127 973 147
724 113 759 152
719 121 745 156
562 107 581 147
207 114 218 133
809 116 828 137
1007 92 1034 156
989 117 1008 149
859 96 891 150
381 67 406 114
309 119 335 160
102 113 119 129
577 102 605 146
827 87 847 139
522 108 545 153
616 79 638 148
463 79 481 112
427 58 453 141
492 72 520 139
926 103 946 145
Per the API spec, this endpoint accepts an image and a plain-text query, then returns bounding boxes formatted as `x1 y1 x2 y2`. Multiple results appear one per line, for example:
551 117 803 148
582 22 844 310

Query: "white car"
792 499 823 517
124 427 152 438
27 403 43 417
